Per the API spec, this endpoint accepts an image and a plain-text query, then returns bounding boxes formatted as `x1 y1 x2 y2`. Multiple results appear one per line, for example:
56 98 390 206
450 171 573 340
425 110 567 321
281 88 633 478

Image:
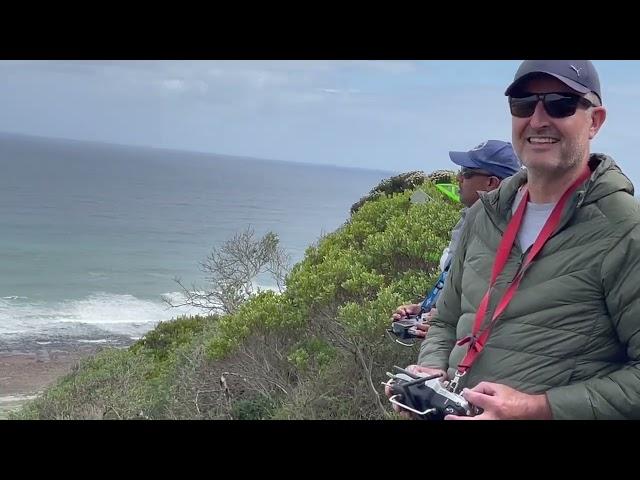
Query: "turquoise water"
0 132 392 342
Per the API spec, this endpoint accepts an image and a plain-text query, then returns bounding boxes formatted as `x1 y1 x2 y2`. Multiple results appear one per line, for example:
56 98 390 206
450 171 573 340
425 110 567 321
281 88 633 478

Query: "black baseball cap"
505 60 601 102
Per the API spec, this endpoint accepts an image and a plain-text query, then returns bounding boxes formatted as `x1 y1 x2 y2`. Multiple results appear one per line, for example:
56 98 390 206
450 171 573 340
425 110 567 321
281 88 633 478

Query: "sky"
0 60 639 183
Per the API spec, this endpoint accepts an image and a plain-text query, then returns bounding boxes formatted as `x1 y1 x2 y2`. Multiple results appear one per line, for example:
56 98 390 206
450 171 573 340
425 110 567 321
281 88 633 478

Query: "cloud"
155 78 209 96
3 60 639 177
161 79 186 91
0 60 419 112
351 60 419 74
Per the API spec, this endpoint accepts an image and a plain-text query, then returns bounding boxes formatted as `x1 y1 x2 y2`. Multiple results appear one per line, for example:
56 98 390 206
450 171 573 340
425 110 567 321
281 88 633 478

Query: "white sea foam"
0 292 201 337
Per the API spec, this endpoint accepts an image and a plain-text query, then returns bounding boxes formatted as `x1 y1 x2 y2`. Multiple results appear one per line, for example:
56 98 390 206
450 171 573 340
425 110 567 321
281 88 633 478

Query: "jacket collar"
477 154 633 234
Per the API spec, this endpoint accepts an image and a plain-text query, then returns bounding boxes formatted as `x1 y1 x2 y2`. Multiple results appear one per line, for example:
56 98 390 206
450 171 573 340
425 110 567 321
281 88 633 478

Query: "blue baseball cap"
505 60 602 102
449 140 521 179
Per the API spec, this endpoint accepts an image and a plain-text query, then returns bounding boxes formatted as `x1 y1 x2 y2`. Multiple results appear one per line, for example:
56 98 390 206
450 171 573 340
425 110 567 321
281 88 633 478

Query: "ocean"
0 132 392 348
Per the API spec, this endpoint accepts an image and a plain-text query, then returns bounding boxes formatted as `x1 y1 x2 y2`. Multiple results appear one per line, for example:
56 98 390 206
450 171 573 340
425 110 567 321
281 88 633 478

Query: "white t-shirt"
512 188 556 252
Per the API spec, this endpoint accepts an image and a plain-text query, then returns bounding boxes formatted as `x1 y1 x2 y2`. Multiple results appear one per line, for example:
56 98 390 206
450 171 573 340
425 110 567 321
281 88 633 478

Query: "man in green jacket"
399 60 640 420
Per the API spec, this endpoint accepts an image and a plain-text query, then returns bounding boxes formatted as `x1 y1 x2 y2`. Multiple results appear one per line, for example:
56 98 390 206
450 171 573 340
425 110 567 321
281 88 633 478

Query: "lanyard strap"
420 267 449 314
455 167 591 375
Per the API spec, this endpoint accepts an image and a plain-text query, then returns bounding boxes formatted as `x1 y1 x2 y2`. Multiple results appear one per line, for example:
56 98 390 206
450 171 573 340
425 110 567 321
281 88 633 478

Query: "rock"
35 349 50 363
350 170 457 215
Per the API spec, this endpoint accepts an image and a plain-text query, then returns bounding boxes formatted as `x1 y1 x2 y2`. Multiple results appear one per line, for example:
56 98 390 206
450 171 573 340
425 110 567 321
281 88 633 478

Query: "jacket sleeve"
546 223 640 419
417 207 476 369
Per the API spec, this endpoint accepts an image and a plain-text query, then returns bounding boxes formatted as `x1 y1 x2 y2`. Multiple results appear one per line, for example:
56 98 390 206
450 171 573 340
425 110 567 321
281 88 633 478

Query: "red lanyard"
454 167 592 377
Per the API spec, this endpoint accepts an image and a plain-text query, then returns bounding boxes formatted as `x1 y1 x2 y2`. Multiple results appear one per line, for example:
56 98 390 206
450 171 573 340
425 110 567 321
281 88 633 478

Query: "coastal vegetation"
13 170 461 420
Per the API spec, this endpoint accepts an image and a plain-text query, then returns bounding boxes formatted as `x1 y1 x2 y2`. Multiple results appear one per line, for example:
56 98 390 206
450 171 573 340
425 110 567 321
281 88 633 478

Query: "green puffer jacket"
418 154 640 419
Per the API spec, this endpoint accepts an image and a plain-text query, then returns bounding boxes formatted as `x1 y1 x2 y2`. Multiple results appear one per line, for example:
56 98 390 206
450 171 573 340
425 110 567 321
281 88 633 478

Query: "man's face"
510 76 606 176
457 167 499 207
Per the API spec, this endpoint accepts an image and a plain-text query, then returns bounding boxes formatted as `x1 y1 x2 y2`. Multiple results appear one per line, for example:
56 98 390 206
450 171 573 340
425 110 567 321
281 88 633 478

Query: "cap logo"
471 141 487 151
570 65 582 78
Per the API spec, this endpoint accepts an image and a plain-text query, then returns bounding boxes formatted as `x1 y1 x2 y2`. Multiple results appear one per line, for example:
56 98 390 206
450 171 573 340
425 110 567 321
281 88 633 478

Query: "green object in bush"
435 183 460 203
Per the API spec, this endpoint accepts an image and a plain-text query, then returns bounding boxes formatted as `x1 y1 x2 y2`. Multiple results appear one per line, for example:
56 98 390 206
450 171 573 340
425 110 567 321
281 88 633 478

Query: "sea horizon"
0 130 395 346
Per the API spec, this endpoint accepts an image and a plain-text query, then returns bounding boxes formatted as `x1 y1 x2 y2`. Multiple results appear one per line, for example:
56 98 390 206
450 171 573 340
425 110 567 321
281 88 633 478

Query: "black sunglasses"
509 92 594 119
458 168 494 179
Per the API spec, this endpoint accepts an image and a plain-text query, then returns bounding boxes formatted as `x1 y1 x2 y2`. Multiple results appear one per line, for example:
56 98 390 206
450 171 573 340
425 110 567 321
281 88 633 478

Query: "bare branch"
165 227 291 315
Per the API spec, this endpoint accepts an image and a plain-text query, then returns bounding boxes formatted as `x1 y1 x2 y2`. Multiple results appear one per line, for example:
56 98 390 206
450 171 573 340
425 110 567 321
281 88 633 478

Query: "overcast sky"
1 60 639 183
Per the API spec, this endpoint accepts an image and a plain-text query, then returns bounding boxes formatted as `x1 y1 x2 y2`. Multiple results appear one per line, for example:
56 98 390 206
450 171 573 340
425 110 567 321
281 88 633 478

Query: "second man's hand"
391 303 421 321
391 305 437 338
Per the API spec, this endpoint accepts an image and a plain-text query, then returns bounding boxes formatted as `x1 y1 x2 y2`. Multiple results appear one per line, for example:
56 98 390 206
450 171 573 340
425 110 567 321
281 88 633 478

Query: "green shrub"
16 175 462 420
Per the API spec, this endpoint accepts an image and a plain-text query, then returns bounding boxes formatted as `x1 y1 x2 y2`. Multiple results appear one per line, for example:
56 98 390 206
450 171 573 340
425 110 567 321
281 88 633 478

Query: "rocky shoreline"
0 333 136 419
